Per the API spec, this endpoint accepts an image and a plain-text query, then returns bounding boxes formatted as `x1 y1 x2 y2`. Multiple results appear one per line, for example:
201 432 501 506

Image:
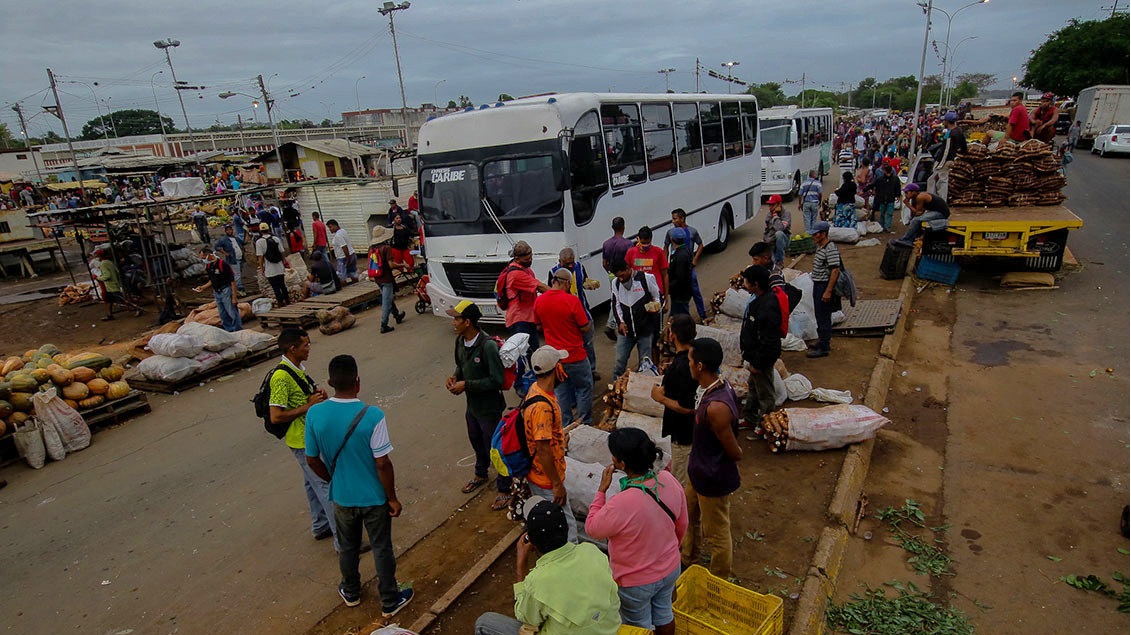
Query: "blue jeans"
380 282 400 327
900 210 946 243
224 257 245 292
291 447 339 550
582 323 597 370
467 409 511 493
313 245 329 260
333 503 400 609
771 229 789 265
474 612 524 635
614 331 654 378
528 482 578 544
875 202 895 231
337 254 358 281
801 201 820 234
555 358 593 426
618 564 681 629
690 269 707 318
213 286 243 332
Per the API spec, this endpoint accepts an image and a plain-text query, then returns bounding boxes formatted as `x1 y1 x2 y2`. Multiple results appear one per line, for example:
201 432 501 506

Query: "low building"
251 140 385 181
0 148 46 183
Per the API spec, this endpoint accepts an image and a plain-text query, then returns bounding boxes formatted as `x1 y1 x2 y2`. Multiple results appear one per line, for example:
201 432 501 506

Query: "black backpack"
263 236 283 264
253 363 314 439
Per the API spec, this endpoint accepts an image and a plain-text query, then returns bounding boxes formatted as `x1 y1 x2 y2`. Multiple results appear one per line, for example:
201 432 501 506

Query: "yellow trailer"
921 205 1083 272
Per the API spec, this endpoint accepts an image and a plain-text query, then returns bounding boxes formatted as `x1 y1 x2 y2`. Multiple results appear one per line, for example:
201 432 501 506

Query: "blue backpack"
490 394 549 479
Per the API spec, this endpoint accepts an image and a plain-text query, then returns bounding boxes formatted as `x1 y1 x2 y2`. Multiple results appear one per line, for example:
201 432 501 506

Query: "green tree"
497 93 515 102
0 122 13 148
746 82 786 108
955 72 997 92
80 109 174 139
457 95 474 108
446 99 458 108
1022 15 1129 96
319 118 334 127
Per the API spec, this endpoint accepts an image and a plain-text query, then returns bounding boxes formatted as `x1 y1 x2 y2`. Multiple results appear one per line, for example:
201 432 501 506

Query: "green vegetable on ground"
876 499 953 577
827 580 975 635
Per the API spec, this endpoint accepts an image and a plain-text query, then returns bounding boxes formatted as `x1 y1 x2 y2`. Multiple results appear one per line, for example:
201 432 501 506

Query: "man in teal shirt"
305 354 414 616
475 497 620 635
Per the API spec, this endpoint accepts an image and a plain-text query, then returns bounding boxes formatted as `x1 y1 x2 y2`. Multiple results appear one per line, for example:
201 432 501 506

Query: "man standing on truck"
1005 92 1031 143
1030 93 1060 145
927 112 967 201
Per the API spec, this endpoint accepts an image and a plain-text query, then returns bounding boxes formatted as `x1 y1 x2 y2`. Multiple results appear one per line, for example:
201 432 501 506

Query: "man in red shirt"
625 226 669 302
311 212 329 260
502 241 549 352
534 269 593 425
1005 91 1030 143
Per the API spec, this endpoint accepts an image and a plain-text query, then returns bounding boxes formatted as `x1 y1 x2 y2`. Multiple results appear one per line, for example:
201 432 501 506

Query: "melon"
50 368 73 386
62 382 89 401
99 365 126 382
78 395 104 409
63 399 79 410
65 352 113 372
29 369 50 384
87 378 110 396
8 375 37 392
2 357 23 376
8 411 28 426
71 367 97 383
106 381 131 400
0 400 12 419
9 392 33 412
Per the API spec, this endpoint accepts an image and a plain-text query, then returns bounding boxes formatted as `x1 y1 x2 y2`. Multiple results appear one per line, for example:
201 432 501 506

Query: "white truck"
1074 85 1129 147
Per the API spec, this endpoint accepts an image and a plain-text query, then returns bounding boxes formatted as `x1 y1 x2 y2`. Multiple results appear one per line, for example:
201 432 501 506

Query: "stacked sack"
170 247 205 279
136 323 276 383
947 140 1067 208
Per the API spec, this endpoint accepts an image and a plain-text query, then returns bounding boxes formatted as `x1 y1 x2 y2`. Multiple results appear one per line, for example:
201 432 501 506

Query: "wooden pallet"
127 345 280 394
80 390 153 430
258 282 383 328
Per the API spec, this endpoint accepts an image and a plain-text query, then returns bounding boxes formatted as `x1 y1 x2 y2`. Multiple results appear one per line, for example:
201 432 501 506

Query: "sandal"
461 477 487 494
490 494 512 511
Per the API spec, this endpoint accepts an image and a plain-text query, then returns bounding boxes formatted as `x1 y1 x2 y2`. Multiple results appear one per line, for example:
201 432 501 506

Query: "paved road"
0 211 767 634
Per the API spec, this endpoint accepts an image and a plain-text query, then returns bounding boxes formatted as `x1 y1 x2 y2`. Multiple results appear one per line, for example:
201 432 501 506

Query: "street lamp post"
68 81 110 141
354 75 367 111
104 97 119 137
433 79 446 107
153 38 200 167
378 1 413 148
917 0 989 108
945 36 977 106
721 61 740 94
657 68 676 92
220 79 284 180
150 70 169 139
909 0 934 162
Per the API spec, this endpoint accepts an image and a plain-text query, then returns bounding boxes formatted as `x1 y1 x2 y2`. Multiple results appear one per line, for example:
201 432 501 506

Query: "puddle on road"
964 339 1032 366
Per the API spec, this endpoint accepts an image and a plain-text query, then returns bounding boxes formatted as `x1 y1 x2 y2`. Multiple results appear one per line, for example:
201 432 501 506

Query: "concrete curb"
788 269 917 635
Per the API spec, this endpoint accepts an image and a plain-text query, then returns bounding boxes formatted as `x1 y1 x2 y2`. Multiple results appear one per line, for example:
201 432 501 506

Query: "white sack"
811 388 854 404
178 321 238 352
218 342 250 362
623 373 664 418
694 324 744 368
772 368 788 407
720 288 751 319
856 221 869 236
499 333 531 368
33 387 91 453
193 351 223 371
866 221 884 234
137 355 203 383
781 333 808 351
147 333 205 358
783 373 814 401
251 298 275 315
831 310 846 325
789 309 818 341
783 405 888 451
231 329 277 352
617 411 664 443
857 238 881 247
564 456 625 518
829 227 860 243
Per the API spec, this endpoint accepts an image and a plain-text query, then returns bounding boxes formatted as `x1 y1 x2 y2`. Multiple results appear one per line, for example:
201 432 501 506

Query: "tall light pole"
909 0 933 162
433 79 446 107
103 97 119 138
154 38 200 166
149 70 170 154
945 36 977 106
354 75 367 111
221 80 284 180
378 1 412 148
918 0 989 107
67 80 110 140
721 61 740 94
657 68 676 92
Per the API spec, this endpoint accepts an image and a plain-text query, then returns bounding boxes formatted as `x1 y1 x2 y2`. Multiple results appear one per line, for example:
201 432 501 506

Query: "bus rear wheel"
710 208 733 252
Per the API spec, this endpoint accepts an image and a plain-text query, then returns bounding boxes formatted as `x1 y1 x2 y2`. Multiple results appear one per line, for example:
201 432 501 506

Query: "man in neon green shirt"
474 497 620 635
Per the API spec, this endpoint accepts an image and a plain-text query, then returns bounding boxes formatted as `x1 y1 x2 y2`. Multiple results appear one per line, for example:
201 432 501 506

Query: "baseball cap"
767 194 783 205
258 222 270 231
445 299 482 321
523 496 568 543
944 111 958 123
530 345 567 375
903 183 921 193
811 220 830 234
1041 92 1054 101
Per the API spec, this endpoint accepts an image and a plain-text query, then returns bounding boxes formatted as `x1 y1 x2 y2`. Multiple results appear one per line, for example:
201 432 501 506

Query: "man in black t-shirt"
304 250 339 296
651 314 697 486
193 246 243 332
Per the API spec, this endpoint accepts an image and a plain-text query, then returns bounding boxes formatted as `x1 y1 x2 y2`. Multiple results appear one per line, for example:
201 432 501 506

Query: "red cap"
767 194 783 204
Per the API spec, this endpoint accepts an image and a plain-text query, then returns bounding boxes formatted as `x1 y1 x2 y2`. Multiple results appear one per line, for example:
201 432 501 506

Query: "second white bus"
758 106 834 198
417 92 762 321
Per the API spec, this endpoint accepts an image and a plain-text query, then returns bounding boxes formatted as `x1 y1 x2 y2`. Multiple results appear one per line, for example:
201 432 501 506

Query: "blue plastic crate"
916 256 961 285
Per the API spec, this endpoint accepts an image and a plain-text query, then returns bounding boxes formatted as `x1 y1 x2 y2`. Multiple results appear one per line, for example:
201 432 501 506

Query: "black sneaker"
394 310 406 324
806 348 830 358
382 586 414 618
339 585 360 608
604 327 617 342
313 528 333 541
381 325 395 334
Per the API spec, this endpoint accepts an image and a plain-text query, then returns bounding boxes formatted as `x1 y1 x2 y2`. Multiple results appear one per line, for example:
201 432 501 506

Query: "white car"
1091 124 1130 157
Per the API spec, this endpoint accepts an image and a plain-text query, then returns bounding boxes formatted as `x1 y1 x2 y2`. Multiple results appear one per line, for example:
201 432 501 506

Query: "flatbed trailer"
921 205 1083 272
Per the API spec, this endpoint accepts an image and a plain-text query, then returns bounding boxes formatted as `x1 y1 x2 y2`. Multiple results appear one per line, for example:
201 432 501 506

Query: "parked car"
1091 124 1130 157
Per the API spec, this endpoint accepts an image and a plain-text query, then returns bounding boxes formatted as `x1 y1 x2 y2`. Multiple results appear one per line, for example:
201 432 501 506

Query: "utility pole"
11 104 45 184
801 72 806 108
657 68 676 92
237 113 246 150
910 0 934 162
379 1 413 149
154 38 201 167
256 74 285 178
695 57 701 93
45 68 86 200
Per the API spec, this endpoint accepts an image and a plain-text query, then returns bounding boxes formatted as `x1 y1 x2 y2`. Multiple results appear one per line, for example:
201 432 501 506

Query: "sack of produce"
810 388 853 404
622 373 664 418
13 420 47 469
178 322 238 352
137 355 203 383
147 333 205 358
783 373 814 401
33 387 91 453
694 324 743 368
193 351 223 371
231 329 277 353
767 405 888 452
251 298 274 315
40 411 67 461
719 288 751 319
566 424 612 465
218 342 250 362
828 227 860 243
772 368 788 407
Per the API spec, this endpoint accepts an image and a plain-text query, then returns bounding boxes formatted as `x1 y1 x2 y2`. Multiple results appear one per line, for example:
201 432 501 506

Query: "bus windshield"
421 164 480 222
760 122 792 157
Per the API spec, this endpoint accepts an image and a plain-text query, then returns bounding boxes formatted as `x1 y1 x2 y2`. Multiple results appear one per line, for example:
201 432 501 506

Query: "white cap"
530 346 567 375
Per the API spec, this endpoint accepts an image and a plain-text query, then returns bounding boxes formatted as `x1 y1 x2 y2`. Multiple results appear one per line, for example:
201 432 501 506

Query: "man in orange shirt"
522 345 577 543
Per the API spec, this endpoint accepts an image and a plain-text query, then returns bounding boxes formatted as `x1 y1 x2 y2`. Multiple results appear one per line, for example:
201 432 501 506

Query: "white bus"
757 106 834 198
417 92 762 321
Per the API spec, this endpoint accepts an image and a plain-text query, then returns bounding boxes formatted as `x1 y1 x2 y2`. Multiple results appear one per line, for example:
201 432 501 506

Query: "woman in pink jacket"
586 428 689 635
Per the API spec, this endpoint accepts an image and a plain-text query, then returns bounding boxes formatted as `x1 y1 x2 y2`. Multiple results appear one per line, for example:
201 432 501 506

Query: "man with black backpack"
255 222 290 307
259 328 336 548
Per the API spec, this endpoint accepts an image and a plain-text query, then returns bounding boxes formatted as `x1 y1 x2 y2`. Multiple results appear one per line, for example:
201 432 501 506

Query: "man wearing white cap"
522 345 578 543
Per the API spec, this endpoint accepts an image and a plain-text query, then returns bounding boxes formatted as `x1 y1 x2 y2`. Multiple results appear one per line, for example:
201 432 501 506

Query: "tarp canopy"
160 177 206 198
45 180 106 191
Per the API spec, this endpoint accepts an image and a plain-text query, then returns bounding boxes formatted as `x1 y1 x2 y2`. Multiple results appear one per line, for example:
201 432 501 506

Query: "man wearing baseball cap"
445 300 511 511
897 182 950 246
762 194 791 268
474 497 620 635
522 345 578 543
255 221 291 307
927 111 966 201
807 221 840 358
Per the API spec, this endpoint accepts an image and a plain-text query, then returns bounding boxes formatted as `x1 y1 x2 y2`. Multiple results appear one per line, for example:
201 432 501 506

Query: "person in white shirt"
327 219 358 284
255 222 291 306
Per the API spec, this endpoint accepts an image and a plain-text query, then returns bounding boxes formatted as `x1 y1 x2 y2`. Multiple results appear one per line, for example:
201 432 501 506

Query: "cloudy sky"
0 0 1110 137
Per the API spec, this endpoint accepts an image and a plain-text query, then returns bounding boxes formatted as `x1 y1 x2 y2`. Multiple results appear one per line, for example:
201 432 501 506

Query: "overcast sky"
0 0 1110 137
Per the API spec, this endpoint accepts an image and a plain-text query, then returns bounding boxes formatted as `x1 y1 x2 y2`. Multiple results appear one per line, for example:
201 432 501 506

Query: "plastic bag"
811 388 853 404
791 272 815 316
783 405 888 451
856 221 869 236
251 297 275 315
789 309 818 341
720 288 751 319
783 373 814 401
231 329 277 352
13 421 46 469
137 355 203 382
564 456 625 518
866 221 884 234
369 627 422 635
637 356 659 376
781 333 808 351
40 413 66 461
901 205 912 227
33 387 91 453
857 238 881 247
831 310 846 325
178 322 238 352
498 333 530 368
772 368 787 407
193 351 223 371
147 333 205 358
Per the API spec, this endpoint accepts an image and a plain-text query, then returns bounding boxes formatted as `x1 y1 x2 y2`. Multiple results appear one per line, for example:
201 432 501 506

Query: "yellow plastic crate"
672 565 783 635
618 626 653 635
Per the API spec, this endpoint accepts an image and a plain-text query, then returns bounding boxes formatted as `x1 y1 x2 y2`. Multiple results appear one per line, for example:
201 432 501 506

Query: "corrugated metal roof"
253 139 382 163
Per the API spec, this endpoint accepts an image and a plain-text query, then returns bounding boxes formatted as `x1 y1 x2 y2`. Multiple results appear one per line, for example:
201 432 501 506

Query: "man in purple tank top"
682 338 743 579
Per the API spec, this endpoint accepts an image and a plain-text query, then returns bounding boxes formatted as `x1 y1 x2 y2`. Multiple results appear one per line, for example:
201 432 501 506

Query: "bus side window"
700 102 723 165
741 102 757 154
570 111 608 226
792 119 802 153
722 101 742 159
642 104 675 180
600 103 646 189
674 103 704 171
